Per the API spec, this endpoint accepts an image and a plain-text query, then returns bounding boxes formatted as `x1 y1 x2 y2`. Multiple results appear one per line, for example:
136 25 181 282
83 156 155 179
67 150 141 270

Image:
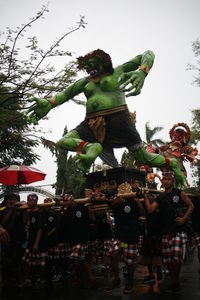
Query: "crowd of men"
0 171 200 295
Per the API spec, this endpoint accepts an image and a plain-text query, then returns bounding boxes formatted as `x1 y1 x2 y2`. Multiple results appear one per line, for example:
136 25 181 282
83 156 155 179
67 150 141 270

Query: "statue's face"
83 58 104 77
174 130 184 143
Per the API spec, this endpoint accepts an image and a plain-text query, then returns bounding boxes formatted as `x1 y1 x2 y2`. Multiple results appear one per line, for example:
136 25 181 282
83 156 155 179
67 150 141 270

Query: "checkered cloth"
119 241 138 265
64 242 72 257
57 242 66 259
137 235 144 254
162 232 187 264
22 248 47 266
96 240 104 257
52 242 72 259
88 239 98 259
104 239 119 257
47 245 60 260
68 243 89 261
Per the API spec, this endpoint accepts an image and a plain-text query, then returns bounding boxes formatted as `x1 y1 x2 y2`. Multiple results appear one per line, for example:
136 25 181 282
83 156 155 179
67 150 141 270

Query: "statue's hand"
24 97 52 125
119 70 146 97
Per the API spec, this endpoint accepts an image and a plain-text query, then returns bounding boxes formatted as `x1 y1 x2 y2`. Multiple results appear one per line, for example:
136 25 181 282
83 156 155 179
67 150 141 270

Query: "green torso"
84 68 126 114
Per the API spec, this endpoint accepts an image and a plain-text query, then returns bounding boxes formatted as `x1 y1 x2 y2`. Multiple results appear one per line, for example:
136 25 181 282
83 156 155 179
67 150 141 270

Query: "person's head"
43 198 53 210
27 193 38 208
3 193 20 207
161 171 175 189
77 49 114 77
105 189 118 202
147 166 153 173
63 192 75 206
44 198 53 204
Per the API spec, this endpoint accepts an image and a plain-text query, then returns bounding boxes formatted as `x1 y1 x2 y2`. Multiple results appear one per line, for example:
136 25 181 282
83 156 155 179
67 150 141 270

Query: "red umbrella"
0 165 46 186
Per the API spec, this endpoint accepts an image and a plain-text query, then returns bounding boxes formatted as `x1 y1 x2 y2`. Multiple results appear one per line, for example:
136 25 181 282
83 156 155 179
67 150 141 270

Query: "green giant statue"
25 49 185 186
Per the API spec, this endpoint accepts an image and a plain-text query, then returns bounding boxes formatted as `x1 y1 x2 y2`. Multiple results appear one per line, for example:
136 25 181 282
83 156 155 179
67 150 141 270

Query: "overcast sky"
1 0 200 196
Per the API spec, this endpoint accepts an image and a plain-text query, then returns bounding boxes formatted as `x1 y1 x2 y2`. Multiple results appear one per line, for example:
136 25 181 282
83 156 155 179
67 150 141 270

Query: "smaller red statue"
159 122 198 186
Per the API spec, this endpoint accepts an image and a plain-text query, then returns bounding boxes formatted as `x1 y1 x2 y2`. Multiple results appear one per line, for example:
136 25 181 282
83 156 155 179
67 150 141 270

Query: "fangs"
90 69 98 76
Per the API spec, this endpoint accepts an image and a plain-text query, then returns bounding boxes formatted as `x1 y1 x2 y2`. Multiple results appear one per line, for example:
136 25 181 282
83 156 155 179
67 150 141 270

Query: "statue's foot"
169 158 186 187
76 154 94 173
76 143 102 173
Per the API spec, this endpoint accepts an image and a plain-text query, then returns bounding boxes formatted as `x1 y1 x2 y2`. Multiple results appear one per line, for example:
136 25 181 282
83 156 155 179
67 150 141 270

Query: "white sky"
1 0 200 195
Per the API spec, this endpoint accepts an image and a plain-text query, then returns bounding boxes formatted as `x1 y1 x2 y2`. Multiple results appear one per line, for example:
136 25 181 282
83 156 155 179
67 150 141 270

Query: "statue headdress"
77 49 114 74
169 122 191 144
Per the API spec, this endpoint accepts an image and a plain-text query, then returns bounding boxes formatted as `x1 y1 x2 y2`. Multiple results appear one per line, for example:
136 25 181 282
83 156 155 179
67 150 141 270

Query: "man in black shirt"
106 193 145 294
63 192 96 288
191 187 200 273
144 171 193 292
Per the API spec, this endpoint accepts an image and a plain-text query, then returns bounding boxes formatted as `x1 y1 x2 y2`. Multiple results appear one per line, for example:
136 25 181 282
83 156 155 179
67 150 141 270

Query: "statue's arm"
122 51 155 73
24 78 88 124
50 77 88 107
119 50 155 97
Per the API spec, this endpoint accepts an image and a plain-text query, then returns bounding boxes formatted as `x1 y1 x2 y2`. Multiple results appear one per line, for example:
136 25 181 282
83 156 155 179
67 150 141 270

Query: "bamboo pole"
17 187 164 209
18 201 56 210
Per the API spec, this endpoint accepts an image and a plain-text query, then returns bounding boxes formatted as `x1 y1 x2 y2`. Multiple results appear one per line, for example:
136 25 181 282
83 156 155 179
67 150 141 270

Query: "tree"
0 4 86 167
191 158 200 187
187 38 200 87
0 84 40 166
121 121 164 168
65 155 86 198
0 5 86 102
42 125 86 197
190 109 200 186
55 126 68 196
187 39 200 145
190 109 200 144
187 38 200 185
144 121 164 148
121 150 135 168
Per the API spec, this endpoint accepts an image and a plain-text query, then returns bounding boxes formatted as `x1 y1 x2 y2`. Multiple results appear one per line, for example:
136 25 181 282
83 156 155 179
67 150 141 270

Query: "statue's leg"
56 130 102 172
132 147 186 187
